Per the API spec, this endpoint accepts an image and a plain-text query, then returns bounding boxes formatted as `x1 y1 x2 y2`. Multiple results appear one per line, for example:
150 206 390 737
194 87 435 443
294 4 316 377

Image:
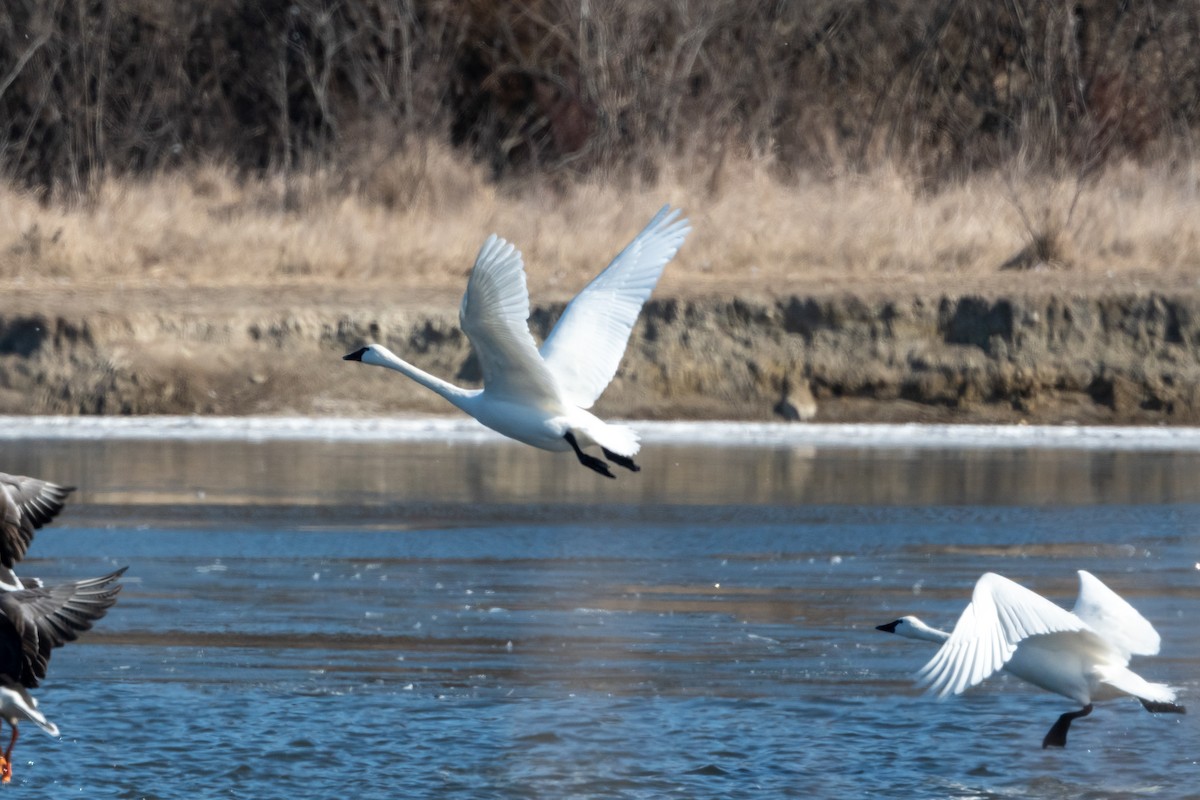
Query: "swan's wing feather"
459 235 562 404
1071 570 1161 659
917 573 1090 697
540 206 690 409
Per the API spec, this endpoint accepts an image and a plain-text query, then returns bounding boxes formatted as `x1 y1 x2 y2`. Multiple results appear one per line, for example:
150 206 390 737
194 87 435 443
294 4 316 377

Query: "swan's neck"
365 346 476 410
904 619 951 643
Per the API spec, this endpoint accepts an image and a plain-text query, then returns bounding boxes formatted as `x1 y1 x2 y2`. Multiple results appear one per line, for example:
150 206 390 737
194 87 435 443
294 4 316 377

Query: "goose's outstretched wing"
1071 570 1160 659
0 568 126 688
459 235 562 405
0 474 74 569
918 572 1093 697
540 206 690 409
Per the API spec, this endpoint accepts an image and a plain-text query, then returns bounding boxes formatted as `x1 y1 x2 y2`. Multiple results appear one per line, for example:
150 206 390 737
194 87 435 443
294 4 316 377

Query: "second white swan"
877 570 1185 747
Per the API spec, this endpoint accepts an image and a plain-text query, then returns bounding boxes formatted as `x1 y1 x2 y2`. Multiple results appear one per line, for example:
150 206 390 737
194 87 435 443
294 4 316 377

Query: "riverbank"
4 281 1199 424
3 156 1198 424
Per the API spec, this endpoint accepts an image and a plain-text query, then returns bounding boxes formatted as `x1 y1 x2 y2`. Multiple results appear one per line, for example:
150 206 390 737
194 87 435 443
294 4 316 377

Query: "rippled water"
2 431 1198 799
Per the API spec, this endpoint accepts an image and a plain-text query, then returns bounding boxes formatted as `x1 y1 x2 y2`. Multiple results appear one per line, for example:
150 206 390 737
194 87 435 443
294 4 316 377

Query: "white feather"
1071 569 1161 659
458 234 562 405
917 572 1092 698
540 206 691 409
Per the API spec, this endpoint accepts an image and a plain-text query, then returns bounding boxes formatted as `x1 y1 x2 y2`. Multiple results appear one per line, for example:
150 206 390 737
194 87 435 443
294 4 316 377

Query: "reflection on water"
1 435 1198 799
8 437 1200 508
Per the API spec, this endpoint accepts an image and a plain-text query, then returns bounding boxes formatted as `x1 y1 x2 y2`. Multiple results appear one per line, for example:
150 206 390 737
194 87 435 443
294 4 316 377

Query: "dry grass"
2 141 1198 303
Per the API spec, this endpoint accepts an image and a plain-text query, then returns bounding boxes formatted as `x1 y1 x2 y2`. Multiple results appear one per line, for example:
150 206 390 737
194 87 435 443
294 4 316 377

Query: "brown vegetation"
0 0 1195 293
1 0 1198 191
2 1 1199 423
0 1 1195 298
1 149 1198 301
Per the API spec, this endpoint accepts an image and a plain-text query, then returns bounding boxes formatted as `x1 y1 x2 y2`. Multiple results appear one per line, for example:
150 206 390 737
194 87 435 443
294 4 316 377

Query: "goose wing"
0 568 125 687
459 235 563 405
0 473 74 569
540 206 690 409
918 572 1092 697
1071 570 1160 659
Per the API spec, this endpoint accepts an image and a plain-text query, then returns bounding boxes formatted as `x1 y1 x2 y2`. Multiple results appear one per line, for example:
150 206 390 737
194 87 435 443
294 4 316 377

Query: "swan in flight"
876 571 1185 748
0 568 126 782
344 206 691 478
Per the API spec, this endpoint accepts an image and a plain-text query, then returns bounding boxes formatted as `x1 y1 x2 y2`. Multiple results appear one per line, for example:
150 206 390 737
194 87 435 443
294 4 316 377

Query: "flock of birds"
0 206 1183 778
0 473 123 782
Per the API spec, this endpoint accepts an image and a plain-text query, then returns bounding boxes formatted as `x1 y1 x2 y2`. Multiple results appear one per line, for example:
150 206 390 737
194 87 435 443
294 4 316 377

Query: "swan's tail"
1097 664 1179 707
589 422 641 457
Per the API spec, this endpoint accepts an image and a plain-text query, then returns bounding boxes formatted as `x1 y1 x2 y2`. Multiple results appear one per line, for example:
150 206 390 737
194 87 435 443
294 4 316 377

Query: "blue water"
2 435 1198 799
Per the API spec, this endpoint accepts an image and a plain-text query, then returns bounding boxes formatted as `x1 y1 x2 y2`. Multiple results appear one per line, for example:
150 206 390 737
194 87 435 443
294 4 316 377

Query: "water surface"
2 430 1198 799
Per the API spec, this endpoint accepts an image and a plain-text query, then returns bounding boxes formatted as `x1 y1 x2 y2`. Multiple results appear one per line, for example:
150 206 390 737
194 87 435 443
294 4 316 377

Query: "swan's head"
876 616 923 637
343 344 392 367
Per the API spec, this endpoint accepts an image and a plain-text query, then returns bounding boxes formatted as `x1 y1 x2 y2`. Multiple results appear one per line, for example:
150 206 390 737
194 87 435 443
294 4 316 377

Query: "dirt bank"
3 283 1199 425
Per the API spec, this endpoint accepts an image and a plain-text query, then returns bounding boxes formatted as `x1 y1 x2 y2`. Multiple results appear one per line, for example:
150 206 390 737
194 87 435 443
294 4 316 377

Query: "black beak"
343 347 368 362
876 621 900 633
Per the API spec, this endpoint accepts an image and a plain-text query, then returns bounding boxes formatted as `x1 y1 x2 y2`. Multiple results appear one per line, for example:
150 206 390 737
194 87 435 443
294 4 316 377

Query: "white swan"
344 206 691 478
876 571 1185 748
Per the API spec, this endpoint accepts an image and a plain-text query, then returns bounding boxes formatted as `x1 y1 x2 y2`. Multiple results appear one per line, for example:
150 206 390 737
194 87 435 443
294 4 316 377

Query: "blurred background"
1 0 1199 287
3 1 1197 188
2 2 1199 422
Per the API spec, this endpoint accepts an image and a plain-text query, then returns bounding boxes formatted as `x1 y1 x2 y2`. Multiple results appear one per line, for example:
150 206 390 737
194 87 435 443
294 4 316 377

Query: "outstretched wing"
918 572 1093 697
540 206 690 409
1071 570 1160 660
459 235 562 405
0 473 74 569
0 568 126 687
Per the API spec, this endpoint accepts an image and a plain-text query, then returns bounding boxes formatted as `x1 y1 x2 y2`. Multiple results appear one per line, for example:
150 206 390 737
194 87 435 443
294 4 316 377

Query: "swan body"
345 206 690 477
877 571 1185 748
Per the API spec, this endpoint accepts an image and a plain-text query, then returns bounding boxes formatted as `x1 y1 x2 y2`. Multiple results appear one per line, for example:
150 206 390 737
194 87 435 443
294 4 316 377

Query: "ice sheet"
1 415 1198 450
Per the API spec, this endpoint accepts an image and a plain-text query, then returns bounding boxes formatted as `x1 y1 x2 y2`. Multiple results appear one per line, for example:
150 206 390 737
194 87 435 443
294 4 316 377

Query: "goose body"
877 571 1185 748
345 206 690 478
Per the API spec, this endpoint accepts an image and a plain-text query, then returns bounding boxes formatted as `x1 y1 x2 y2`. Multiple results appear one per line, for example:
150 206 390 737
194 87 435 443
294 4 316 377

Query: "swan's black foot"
1140 699 1186 714
1042 703 1093 748
564 433 615 479
602 448 641 472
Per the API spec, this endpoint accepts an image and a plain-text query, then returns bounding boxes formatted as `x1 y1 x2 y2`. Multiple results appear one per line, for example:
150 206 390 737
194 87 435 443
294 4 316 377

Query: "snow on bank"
0 415 1198 451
